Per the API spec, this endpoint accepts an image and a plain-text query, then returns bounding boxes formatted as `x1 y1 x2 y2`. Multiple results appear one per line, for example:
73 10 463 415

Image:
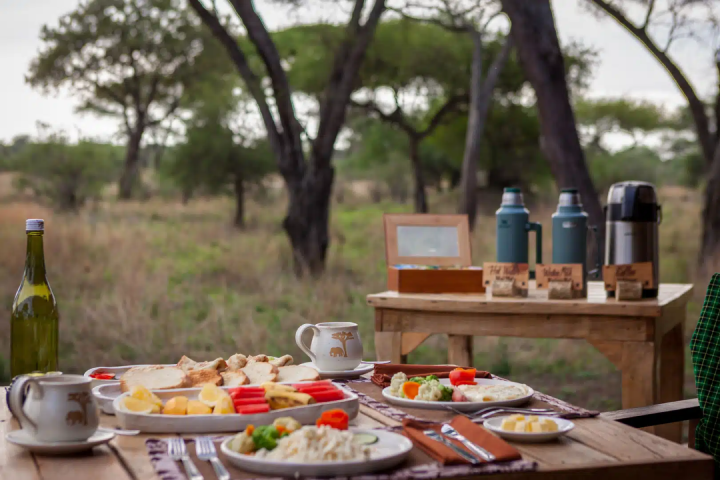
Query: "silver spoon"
99 426 140 436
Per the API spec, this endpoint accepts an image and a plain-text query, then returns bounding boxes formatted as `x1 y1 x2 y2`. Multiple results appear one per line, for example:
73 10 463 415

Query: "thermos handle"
526 222 542 279
587 225 602 278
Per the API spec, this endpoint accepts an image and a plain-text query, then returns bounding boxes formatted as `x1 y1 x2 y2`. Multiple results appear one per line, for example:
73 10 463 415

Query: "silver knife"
441 424 496 462
423 430 480 465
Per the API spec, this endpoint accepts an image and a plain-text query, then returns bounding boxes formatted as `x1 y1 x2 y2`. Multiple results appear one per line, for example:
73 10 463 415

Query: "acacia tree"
188 0 386 276
501 0 604 251
393 0 514 228
587 0 720 262
27 0 208 199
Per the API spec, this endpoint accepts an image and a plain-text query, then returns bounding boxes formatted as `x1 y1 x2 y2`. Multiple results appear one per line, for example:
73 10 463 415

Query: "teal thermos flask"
551 188 601 293
495 188 542 278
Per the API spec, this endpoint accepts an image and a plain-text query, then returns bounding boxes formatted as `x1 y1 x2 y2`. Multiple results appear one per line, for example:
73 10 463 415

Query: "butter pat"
540 418 558 432
514 421 527 432
500 418 516 431
500 415 559 433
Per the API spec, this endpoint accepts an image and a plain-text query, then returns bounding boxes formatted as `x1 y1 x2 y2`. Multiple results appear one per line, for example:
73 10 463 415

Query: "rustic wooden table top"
1 387 713 480
367 282 694 317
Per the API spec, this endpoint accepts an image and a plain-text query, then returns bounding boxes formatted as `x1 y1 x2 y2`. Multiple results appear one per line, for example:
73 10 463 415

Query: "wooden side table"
368 282 694 443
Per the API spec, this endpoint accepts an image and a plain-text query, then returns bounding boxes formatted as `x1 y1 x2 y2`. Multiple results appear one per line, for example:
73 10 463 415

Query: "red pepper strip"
235 404 270 415
308 389 346 403
230 388 266 399
295 386 339 394
452 380 477 386
233 397 269 406
89 373 115 380
293 380 333 389
316 408 349 430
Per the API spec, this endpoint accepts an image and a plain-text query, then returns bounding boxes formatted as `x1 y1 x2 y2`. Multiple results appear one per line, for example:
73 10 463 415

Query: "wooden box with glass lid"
383 214 484 294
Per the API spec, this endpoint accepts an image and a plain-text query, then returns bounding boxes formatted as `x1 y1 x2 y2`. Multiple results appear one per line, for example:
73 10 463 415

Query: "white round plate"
381 378 533 412
221 428 412 477
6 429 115 455
300 362 374 379
483 416 574 443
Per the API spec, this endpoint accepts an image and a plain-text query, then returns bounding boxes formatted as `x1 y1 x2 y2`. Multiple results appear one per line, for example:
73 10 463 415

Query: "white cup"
9 374 99 442
295 322 363 371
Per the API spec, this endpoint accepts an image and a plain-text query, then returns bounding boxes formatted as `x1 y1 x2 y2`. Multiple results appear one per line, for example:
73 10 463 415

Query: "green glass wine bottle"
10 219 59 377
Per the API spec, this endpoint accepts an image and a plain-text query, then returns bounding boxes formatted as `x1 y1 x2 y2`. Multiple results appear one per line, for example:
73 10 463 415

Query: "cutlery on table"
98 426 140 436
440 424 495 462
476 408 559 420
196 436 230 480
168 437 204 480
422 430 479 465
447 406 555 418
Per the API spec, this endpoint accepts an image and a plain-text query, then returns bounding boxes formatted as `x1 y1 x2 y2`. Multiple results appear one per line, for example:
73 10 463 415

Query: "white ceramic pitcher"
9 374 99 442
295 322 363 371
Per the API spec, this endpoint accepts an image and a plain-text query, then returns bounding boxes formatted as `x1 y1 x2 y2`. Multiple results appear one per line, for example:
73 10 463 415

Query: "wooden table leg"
448 335 473 367
374 309 404 363
655 322 685 443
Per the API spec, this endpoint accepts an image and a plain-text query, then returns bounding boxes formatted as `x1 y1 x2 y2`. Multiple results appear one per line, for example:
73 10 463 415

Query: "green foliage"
10 133 122 211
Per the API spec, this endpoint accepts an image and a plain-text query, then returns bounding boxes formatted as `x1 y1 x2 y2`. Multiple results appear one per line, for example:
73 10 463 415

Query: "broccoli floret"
408 377 426 384
251 425 280 450
439 385 453 402
424 375 440 382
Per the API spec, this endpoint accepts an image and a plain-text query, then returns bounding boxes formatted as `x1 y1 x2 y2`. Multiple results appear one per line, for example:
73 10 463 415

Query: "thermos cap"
25 219 44 232
501 188 524 206
560 188 578 194
558 188 582 207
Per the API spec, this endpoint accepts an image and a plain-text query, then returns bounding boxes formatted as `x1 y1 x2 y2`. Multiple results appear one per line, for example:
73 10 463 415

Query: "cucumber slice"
353 433 379 445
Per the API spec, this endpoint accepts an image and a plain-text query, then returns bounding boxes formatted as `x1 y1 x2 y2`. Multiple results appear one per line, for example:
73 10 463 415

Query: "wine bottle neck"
24 232 47 283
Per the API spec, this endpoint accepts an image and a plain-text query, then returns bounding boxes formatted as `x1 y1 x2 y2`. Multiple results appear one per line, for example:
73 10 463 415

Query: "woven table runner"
339 378 598 424
145 434 537 480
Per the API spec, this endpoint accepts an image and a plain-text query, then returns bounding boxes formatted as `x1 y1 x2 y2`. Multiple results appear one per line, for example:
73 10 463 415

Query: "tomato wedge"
316 409 349 430
89 373 115 380
307 389 345 403
449 368 477 386
235 404 270 415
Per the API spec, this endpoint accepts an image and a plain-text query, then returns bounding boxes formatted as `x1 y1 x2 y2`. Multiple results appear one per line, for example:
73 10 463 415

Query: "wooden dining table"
0 390 713 480
369 282 694 443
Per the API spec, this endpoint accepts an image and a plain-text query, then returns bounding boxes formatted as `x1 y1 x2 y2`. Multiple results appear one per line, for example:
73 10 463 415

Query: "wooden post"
655 321 685 443
448 335 473 367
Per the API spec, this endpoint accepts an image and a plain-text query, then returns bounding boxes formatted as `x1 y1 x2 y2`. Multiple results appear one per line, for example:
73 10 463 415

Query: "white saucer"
6 429 115 455
300 362 374 379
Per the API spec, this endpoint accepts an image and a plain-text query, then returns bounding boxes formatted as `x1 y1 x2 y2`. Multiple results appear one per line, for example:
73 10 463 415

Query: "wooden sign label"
603 262 654 290
482 262 530 288
536 264 583 290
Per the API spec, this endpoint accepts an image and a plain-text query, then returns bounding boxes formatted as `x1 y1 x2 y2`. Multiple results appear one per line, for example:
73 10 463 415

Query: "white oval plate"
300 362 374 379
84 364 175 389
381 378 533 412
6 429 115 455
112 385 359 433
220 428 412 477
483 416 574 443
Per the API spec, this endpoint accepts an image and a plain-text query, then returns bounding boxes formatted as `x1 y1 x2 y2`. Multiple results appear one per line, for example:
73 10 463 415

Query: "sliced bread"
269 354 294 367
241 362 278 385
221 370 249 387
192 358 227 371
176 355 197 372
120 366 189 393
226 353 248 371
187 369 223 387
247 354 269 364
276 365 320 383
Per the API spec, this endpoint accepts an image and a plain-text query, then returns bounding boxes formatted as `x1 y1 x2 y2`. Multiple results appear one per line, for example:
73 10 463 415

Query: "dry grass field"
0 173 707 411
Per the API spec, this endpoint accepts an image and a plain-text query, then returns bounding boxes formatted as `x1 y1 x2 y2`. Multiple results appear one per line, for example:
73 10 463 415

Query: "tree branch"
642 0 655 30
351 99 417 136
589 0 714 164
480 32 513 98
230 0 305 177
187 0 284 161
418 94 466 138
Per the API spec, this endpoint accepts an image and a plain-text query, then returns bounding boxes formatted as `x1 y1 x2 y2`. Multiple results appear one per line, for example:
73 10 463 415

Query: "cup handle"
295 324 320 364
9 376 42 433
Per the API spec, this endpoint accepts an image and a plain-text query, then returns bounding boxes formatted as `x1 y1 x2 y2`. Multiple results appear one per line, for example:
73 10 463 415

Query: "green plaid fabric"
691 273 720 470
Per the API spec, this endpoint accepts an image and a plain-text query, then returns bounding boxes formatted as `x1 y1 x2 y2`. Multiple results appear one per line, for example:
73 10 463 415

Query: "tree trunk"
233 175 245 229
502 0 604 253
282 160 335 277
409 136 428 213
700 145 720 265
118 129 144 200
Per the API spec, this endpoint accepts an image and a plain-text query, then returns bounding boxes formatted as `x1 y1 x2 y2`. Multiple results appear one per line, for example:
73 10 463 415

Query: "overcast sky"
0 0 715 143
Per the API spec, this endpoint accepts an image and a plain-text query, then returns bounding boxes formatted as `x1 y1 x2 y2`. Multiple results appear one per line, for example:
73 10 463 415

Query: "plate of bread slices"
87 353 322 414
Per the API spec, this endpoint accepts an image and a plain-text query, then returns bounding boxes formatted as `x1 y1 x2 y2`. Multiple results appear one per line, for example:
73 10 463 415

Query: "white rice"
254 426 371 463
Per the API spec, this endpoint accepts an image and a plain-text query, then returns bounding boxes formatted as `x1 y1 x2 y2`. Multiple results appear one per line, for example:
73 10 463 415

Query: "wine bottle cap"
25 219 44 232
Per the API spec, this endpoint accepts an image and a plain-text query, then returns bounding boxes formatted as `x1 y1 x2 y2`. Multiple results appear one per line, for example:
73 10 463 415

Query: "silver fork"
196 436 230 480
441 424 495 462
447 406 555 418
168 437 204 480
